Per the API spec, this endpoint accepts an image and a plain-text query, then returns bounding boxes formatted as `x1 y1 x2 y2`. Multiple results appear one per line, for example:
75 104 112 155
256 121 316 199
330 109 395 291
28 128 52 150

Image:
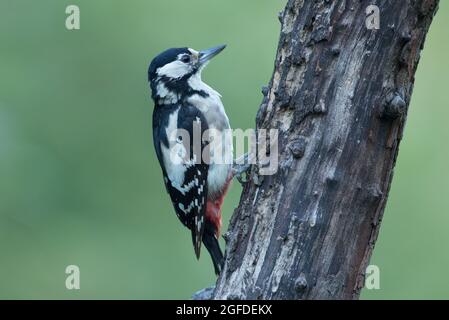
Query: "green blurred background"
0 0 447 299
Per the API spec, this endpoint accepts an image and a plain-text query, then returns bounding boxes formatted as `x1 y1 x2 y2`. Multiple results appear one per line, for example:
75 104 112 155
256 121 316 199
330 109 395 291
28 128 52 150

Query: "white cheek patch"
157 60 191 79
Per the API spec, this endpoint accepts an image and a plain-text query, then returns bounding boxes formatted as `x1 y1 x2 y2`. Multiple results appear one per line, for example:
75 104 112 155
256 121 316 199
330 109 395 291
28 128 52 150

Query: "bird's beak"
198 45 226 66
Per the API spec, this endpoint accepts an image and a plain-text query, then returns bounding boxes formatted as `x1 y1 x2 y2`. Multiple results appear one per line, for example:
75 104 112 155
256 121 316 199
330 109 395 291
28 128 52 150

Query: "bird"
148 45 233 275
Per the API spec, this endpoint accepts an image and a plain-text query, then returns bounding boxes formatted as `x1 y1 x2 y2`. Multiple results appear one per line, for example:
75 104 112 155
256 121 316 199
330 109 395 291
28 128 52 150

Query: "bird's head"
148 45 226 104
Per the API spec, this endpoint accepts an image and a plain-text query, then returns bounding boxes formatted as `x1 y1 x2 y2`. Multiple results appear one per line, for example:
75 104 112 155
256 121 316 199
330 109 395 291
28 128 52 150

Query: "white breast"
187 73 231 131
187 74 233 199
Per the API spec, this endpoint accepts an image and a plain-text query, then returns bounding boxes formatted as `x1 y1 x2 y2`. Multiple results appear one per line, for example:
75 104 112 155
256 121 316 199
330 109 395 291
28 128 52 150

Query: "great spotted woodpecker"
148 45 233 275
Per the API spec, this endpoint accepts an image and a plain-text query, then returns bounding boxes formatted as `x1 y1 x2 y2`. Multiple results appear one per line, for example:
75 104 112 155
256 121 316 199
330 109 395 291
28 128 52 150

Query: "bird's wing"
153 104 209 259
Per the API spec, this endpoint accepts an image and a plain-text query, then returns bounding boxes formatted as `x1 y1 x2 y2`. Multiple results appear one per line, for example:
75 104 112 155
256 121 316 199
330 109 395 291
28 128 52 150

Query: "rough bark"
209 0 439 300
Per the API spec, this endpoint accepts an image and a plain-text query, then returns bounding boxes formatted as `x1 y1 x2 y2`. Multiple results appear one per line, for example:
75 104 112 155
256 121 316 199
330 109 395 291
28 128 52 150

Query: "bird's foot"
232 153 252 185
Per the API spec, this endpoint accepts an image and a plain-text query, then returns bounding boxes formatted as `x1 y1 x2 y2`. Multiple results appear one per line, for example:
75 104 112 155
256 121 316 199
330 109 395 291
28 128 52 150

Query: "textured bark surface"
212 0 439 299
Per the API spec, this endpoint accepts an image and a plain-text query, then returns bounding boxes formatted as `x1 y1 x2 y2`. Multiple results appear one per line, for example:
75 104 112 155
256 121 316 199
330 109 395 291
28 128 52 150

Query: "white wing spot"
179 201 195 215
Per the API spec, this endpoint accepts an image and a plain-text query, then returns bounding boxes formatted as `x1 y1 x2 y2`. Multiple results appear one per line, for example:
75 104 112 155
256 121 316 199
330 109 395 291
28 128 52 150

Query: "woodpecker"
148 45 233 275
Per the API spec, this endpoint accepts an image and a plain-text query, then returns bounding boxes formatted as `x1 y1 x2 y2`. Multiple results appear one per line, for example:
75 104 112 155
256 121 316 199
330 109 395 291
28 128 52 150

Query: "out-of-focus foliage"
0 0 447 299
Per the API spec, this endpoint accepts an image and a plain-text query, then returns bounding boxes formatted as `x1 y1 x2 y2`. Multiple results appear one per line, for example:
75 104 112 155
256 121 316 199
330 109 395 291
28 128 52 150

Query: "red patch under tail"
205 173 233 238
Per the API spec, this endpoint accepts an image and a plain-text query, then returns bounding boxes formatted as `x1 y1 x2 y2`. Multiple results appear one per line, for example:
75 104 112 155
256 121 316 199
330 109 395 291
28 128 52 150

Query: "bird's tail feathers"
202 224 224 275
191 229 202 259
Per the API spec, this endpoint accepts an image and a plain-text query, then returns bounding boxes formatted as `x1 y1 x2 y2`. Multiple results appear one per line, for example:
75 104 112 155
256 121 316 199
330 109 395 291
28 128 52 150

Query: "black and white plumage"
148 45 233 275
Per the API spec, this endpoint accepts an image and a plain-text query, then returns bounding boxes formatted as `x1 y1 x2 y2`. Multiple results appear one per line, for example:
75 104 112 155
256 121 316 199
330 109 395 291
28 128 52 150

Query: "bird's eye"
180 55 190 63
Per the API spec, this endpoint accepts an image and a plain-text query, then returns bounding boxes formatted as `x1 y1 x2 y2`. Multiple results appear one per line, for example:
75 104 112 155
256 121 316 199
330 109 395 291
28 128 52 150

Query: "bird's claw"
232 153 252 185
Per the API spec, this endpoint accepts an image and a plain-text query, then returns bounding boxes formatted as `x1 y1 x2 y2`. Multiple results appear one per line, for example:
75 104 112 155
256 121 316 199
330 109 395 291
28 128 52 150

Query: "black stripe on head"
148 47 210 104
148 47 191 82
159 74 209 99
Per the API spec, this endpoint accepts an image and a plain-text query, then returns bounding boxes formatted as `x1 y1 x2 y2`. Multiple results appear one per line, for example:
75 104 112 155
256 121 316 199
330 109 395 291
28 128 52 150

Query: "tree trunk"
212 0 439 299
